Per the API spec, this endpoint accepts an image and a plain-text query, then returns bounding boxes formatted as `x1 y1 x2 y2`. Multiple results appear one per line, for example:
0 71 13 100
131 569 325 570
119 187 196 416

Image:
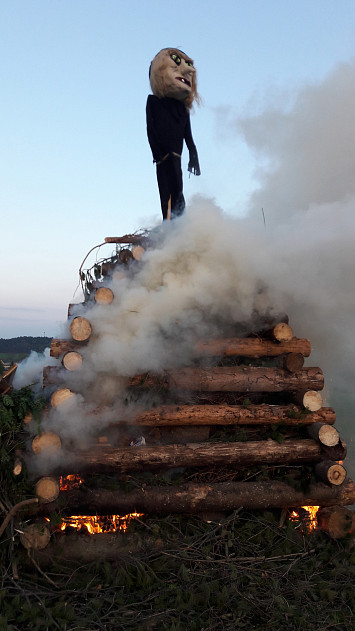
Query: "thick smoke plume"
15 58 355 479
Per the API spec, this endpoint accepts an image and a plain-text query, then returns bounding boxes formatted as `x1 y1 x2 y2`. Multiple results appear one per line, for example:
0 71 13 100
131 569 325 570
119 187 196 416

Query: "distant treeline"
0 337 53 354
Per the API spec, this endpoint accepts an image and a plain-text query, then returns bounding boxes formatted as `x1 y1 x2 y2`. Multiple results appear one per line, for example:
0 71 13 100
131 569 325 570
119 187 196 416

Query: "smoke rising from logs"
14 59 355 477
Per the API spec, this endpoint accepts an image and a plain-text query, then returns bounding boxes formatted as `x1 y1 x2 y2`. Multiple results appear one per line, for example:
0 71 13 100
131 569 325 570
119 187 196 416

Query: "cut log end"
283 352 304 373
35 477 60 503
301 390 323 411
272 322 294 342
50 388 75 408
317 506 354 539
94 287 114 305
70 316 92 342
315 461 347 486
308 423 340 447
62 351 83 371
132 245 145 261
32 432 62 455
20 524 51 550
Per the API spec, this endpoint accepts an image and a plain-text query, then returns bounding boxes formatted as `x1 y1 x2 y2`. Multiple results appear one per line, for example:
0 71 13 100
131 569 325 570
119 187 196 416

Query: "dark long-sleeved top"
146 95 200 173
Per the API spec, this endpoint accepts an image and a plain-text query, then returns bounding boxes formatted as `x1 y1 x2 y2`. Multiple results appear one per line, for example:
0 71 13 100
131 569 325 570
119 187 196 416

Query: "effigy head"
149 48 199 109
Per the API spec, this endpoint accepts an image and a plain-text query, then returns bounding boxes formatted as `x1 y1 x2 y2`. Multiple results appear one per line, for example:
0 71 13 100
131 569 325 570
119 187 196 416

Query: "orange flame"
290 506 319 531
51 513 143 534
59 474 84 490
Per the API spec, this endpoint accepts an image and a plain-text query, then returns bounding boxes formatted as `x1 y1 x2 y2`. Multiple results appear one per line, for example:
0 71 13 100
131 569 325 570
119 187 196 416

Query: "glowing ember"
50 513 144 534
290 506 320 531
60 474 84 490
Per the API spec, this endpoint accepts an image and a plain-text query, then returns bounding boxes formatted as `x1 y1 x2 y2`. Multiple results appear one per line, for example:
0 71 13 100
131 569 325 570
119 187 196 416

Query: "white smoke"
13 348 58 391
235 57 355 477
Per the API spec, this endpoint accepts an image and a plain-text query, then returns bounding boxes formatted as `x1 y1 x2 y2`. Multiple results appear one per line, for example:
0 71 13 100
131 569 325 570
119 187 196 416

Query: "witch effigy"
146 48 201 220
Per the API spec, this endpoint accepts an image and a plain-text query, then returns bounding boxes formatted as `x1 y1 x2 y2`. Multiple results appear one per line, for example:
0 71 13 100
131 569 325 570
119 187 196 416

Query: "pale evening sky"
1 0 355 338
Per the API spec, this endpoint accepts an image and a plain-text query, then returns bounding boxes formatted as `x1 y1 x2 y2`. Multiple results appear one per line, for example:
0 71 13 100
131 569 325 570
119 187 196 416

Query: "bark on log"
53 439 325 474
317 506 354 538
70 316 92 342
35 477 60 503
283 353 305 373
314 461 347 486
129 366 324 393
32 432 62 455
307 423 340 447
50 387 75 408
62 351 83 371
31 478 355 516
133 404 336 427
194 337 311 358
94 287 114 305
50 339 85 358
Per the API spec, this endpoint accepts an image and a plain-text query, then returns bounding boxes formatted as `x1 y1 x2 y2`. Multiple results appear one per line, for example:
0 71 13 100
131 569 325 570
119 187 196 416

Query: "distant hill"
0 336 53 354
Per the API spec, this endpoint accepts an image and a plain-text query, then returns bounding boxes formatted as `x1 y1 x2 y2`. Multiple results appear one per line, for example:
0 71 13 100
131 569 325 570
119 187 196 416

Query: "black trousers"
156 154 185 220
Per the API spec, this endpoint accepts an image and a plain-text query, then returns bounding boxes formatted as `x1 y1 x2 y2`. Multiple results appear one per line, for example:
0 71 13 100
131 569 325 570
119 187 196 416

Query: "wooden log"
132 245 145 260
53 439 325 474
263 322 294 342
20 524 51 550
50 387 75 408
295 390 323 411
320 437 347 462
133 404 336 427
32 432 62 455
317 506 354 539
314 461 347 486
94 287 114 305
129 366 324 393
13 458 22 476
70 316 92 342
50 339 86 358
307 423 340 447
62 351 83 371
283 353 304 373
31 478 355 516
119 249 134 264
35 477 60 503
195 337 311 358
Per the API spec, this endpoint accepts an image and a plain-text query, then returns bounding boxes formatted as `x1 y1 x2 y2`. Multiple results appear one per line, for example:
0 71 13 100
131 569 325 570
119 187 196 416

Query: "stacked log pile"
22 235 355 535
